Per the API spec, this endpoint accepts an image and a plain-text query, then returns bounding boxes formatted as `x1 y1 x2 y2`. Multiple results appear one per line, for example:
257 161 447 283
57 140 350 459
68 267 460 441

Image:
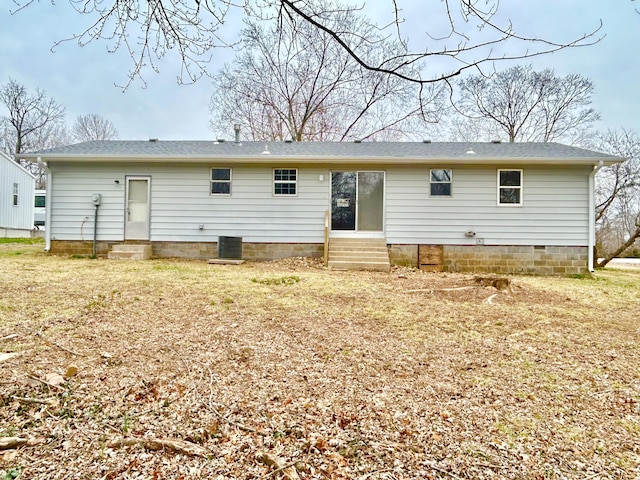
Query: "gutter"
588 160 604 272
20 153 622 166
36 157 52 252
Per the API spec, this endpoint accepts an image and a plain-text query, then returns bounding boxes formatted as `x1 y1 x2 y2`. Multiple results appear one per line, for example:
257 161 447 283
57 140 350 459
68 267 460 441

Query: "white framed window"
498 169 523 206
430 169 452 196
211 168 232 195
273 168 297 196
12 183 18 206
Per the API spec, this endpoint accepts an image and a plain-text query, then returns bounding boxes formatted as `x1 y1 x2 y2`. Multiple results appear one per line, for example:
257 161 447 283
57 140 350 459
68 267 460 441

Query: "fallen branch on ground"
406 286 475 293
422 460 464 479
0 437 43 450
11 396 56 406
485 293 499 304
256 451 300 480
106 437 209 457
0 352 20 363
26 374 65 391
35 331 85 357
195 358 270 436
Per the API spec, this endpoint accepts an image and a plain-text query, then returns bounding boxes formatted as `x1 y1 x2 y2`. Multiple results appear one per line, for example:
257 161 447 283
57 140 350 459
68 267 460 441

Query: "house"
1 150 36 238
21 140 623 275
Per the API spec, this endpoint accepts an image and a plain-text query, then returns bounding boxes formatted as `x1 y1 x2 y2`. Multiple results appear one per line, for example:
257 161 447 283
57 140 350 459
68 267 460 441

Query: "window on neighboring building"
498 169 523 205
211 168 231 195
34 194 46 208
274 168 297 196
430 169 452 196
12 183 18 206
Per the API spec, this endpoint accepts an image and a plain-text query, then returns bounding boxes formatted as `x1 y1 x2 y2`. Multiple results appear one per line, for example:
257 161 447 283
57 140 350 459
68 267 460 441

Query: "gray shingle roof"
20 140 623 165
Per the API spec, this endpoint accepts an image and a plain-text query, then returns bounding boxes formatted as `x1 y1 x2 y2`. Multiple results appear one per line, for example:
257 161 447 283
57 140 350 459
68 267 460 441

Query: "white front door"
125 176 151 240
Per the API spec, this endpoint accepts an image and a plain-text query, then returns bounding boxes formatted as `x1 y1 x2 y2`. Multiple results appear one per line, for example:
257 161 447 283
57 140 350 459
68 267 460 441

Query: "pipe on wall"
588 160 604 272
93 203 99 257
36 157 51 252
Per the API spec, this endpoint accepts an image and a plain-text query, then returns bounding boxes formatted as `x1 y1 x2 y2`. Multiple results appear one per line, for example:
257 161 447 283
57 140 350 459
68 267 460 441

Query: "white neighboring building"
0 151 36 238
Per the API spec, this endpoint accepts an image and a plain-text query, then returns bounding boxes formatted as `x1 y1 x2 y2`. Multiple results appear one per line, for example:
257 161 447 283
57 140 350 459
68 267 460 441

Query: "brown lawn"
1 241 639 479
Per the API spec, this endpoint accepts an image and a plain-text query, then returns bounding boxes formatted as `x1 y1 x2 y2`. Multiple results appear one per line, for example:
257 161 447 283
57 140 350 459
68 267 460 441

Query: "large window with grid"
210 168 232 195
273 168 297 196
498 169 523 205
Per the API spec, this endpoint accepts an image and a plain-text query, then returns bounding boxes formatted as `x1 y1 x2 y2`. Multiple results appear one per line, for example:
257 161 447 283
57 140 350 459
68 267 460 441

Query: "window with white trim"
211 168 231 195
12 183 18 206
430 169 452 196
273 168 297 196
498 169 523 205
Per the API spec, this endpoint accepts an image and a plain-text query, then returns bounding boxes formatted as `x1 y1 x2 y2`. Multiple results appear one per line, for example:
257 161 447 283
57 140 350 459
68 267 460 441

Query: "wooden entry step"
327 238 390 272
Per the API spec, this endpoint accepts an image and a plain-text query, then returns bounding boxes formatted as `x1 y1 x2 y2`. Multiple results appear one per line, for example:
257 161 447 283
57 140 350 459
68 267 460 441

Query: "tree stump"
474 276 511 291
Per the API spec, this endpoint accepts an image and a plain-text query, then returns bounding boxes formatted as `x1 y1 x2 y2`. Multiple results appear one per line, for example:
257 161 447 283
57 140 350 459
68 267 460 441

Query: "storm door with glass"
331 171 384 232
124 176 151 240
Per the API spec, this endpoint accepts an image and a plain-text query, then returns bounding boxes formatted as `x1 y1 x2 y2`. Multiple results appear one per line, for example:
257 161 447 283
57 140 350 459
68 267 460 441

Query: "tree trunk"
596 225 640 268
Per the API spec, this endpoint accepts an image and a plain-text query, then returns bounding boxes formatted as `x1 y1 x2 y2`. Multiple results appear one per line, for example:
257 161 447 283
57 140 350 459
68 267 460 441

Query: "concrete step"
330 250 388 257
329 238 387 245
327 260 391 272
327 256 389 265
330 246 389 253
108 244 152 260
327 238 390 272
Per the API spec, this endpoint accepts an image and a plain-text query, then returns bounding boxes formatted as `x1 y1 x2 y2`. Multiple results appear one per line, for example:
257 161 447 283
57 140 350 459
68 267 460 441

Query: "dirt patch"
1 245 639 479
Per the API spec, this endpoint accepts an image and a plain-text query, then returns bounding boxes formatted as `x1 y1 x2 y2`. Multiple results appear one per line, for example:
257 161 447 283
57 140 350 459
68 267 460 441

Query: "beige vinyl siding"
386 165 590 246
49 162 591 246
48 162 329 243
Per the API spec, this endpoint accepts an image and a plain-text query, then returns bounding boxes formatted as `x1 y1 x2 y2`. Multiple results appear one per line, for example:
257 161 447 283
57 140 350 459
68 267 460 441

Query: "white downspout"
588 160 604 272
37 157 52 252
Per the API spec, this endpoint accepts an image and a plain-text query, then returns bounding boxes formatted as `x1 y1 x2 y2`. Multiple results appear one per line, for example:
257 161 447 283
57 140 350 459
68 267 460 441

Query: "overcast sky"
1 1 639 142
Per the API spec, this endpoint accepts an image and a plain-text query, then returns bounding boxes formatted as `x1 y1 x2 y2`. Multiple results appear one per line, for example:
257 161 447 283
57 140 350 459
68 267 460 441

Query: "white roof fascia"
19 153 622 166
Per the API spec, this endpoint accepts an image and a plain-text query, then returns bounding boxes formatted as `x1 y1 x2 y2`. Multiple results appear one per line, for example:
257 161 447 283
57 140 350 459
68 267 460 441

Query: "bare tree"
452 65 600 143
0 78 66 155
210 7 441 141
10 1 602 89
592 129 640 266
71 114 119 142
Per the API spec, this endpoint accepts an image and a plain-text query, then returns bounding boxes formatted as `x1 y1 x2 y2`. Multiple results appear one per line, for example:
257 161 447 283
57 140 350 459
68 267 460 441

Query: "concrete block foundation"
49 240 588 275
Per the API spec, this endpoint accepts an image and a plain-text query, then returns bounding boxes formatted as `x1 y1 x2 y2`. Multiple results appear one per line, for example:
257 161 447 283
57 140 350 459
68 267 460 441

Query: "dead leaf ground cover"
0 241 639 479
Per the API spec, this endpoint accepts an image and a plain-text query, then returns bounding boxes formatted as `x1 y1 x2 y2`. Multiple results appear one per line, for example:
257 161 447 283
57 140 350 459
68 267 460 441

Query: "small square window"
430 169 452 196
274 169 297 196
211 168 231 195
498 169 523 205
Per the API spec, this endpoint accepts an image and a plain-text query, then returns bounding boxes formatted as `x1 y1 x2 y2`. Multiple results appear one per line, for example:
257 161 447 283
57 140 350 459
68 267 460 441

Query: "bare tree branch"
71 114 119 142
0 78 66 155
210 5 441 142
450 65 599 143
591 129 640 265
10 1 603 88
